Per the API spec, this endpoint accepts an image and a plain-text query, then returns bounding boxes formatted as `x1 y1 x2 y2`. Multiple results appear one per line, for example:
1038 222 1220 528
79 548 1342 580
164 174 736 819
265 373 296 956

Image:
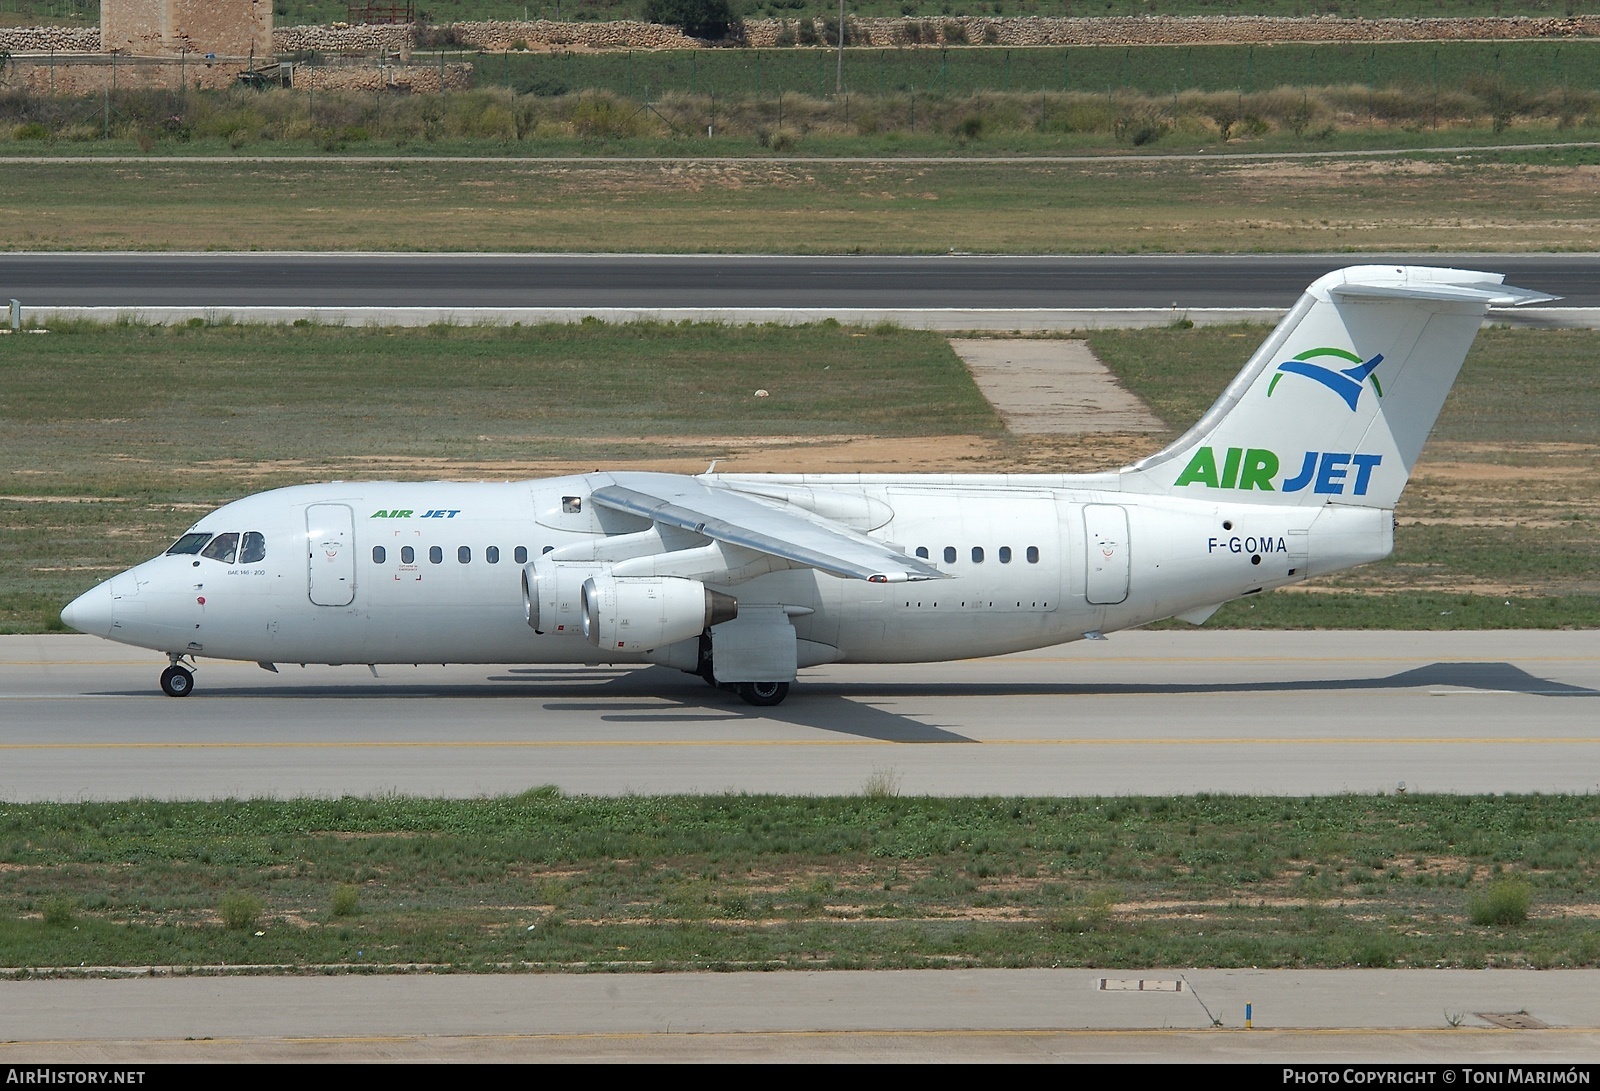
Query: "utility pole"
835 0 844 94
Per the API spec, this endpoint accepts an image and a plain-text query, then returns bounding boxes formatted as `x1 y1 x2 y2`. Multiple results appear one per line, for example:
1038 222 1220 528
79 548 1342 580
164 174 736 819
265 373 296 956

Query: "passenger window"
486 546 500 564
972 547 984 563
240 531 266 564
1027 546 1040 564
943 547 956 564
542 545 554 555
372 546 386 564
999 546 1012 563
514 546 528 564
458 546 471 564
200 532 239 563
401 546 415 564
429 546 443 564
915 547 929 559
562 496 582 514
165 533 211 556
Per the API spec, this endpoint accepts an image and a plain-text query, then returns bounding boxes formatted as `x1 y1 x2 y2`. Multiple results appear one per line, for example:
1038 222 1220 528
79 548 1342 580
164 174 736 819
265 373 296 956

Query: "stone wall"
279 15 1600 54
290 61 472 93
4 56 245 94
0 26 102 52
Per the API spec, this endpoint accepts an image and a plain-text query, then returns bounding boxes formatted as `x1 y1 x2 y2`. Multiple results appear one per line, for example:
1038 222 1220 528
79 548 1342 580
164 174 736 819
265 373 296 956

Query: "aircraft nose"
61 582 116 637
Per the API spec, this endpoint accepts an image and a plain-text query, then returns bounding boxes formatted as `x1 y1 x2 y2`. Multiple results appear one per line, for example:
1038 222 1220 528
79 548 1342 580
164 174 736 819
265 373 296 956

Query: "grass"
1 792 1595 974
7 141 1600 253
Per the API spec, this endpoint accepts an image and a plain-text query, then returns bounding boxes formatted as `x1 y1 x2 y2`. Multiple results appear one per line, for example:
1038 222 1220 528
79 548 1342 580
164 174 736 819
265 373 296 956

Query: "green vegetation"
268 2 1600 26
1 793 1594 974
218 893 265 932
1469 877 1533 927
6 142 1600 253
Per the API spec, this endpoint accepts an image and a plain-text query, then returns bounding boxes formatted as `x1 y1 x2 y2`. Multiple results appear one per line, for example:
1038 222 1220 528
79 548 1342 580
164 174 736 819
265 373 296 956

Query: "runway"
3 252 1598 310
5 630 1597 802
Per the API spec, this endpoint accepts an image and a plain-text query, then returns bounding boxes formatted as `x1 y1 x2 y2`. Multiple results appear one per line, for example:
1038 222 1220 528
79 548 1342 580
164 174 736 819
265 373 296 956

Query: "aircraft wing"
591 472 945 583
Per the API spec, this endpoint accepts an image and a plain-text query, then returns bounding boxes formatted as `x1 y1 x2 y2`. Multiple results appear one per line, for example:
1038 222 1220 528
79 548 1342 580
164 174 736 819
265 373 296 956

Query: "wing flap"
591 472 944 583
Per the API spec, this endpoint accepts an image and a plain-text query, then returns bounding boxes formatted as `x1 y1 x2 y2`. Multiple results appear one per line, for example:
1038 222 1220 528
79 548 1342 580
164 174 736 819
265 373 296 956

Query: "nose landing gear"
160 655 194 697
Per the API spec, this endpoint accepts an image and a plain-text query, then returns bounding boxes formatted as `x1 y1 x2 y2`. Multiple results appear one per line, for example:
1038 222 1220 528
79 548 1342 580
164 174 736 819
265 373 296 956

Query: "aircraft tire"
160 665 194 697
736 681 789 707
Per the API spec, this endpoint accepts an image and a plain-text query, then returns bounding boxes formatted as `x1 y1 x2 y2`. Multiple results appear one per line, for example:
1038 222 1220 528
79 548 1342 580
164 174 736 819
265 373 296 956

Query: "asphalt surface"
4 969 1600 1062
4 631 1598 801
3 252 1597 309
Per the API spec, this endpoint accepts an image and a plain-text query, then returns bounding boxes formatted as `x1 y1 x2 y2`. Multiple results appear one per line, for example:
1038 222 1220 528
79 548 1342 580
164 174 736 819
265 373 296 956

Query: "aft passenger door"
1083 504 1130 605
306 503 356 606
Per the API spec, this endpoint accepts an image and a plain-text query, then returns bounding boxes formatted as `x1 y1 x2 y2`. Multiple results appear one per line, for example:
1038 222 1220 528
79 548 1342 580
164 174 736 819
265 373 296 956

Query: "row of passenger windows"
372 544 557 566
915 545 1041 565
166 531 267 564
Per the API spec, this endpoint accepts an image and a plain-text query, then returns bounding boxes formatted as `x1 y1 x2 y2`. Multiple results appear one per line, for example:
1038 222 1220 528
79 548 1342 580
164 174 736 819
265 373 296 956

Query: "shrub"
13 121 49 141
645 0 735 40
331 884 360 918
219 892 264 931
943 21 966 45
41 897 74 927
1469 878 1532 927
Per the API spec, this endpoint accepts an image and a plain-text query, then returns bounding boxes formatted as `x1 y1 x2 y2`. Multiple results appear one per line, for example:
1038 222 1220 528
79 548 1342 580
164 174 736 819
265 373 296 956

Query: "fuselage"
62 471 1391 669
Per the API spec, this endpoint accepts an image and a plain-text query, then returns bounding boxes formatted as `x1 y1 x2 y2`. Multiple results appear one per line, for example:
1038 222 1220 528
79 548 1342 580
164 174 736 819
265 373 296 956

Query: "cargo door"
306 503 356 607
1084 504 1130 605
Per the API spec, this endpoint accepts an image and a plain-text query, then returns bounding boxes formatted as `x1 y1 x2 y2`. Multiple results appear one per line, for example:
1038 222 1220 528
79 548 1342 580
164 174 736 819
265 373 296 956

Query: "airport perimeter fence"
469 40 1600 99
6 38 1600 102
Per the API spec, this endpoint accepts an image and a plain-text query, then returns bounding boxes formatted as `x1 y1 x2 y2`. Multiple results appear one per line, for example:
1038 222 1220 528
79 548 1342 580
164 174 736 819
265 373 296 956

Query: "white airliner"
61 266 1551 705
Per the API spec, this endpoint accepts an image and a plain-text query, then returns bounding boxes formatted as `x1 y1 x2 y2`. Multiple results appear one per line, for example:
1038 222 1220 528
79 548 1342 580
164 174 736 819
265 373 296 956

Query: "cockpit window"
166 533 212 556
200 532 239 563
240 531 266 564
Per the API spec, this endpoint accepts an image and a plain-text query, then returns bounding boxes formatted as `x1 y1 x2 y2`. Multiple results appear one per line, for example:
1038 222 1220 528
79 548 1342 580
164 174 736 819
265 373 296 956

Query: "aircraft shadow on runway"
89 660 1592 747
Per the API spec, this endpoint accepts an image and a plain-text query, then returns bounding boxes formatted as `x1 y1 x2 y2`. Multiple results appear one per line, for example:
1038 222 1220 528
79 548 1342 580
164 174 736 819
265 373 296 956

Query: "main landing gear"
693 637 792 706
160 655 194 697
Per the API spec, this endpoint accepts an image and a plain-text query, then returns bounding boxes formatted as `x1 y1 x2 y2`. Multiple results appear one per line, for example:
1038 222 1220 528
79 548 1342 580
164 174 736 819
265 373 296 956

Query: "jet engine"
579 575 737 651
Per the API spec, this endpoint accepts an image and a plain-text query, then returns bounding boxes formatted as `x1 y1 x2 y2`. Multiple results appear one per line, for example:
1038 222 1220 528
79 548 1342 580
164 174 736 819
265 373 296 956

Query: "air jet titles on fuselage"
370 509 461 519
1173 446 1383 496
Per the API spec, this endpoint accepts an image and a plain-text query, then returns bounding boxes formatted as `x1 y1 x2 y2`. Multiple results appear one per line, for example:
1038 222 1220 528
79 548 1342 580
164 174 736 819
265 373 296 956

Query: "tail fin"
1124 266 1552 509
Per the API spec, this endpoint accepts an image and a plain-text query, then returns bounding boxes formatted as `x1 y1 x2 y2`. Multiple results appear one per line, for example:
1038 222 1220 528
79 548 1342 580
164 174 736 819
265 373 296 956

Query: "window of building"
372 546 386 564
429 546 443 564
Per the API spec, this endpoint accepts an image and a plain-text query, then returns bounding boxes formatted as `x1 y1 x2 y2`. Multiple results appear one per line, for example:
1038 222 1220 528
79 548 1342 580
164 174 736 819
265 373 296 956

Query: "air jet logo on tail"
1267 348 1385 412
1175 447 1382 495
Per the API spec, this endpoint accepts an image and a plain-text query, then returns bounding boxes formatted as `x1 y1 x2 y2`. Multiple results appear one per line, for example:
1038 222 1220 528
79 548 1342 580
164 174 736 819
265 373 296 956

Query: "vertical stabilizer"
1123 266 1552 509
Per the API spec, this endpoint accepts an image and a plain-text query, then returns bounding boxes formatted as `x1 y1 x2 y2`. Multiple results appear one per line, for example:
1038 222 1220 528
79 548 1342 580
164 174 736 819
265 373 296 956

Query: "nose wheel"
160 664 194 697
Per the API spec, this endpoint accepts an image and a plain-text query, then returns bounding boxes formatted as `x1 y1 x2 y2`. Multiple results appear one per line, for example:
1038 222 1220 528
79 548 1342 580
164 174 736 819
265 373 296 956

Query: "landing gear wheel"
736 681 789 707
160 665 194 697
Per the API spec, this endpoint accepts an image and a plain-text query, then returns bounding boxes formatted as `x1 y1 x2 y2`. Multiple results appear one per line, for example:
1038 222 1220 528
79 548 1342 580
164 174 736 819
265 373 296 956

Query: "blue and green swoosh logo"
1267 347 1385 412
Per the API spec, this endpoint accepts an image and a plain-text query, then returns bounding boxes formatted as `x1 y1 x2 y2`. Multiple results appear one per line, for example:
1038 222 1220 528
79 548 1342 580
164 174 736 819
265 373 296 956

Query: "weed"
40 898 74 927
1469 878 1533 927
219 893 264 932
331 885 360 918
861 767 903 799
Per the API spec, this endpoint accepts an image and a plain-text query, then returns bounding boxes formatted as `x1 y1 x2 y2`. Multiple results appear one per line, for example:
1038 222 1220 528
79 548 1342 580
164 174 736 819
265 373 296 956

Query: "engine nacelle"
523 559 604 636
580 575 737 651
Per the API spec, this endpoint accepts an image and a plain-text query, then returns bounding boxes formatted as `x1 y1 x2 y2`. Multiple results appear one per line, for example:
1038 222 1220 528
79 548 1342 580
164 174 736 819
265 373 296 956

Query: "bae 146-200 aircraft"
61 266 1552 706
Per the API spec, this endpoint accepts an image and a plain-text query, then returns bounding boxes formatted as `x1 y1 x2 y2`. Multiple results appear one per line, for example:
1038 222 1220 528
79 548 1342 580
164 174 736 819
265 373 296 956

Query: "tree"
645 0 736 41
